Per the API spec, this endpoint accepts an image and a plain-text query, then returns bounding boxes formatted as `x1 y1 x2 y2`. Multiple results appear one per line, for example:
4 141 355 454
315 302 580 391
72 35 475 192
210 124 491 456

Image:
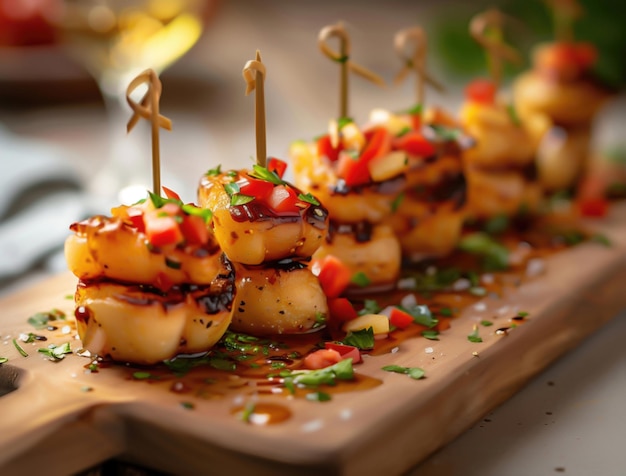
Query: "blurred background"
0 0 624 292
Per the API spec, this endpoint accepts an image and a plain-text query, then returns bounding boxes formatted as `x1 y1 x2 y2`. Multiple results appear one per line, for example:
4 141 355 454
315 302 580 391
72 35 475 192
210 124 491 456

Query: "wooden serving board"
2 206 626 476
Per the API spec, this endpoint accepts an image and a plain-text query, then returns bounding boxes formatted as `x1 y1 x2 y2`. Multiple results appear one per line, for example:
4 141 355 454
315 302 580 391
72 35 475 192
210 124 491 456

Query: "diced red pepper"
360 127 392 163
126 206 145 233
144 214 183 247
336 152 371 187
265 184 300 214
389 307 415 329
161 186 181 201
238 176 274 201
303 348 342 370
312 255 352 298
577 173 609 218
267 157 288 178
317 134 343 162
324 342 361 364
179 214 209 245
393 130 436 157
327 297 358 322
465 78 497 104
536 42 597 75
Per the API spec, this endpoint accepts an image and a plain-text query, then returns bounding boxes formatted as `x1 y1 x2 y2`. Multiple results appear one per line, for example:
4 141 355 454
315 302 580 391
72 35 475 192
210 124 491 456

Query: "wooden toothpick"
393 26 444 109
126 69 172 195
318 22 385 120
242 50 267 167
546 0 583 42
470 9 523 89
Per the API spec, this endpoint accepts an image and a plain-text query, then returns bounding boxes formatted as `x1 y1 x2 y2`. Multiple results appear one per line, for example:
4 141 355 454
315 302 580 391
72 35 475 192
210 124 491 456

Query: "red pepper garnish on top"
392 130 436 158
535 42 597 78
336 126 392 187
267 157 288 178
465 78 497 104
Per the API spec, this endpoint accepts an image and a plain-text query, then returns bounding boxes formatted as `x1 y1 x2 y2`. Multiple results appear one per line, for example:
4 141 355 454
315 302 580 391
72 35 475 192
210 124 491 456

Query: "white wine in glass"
53 0 217 204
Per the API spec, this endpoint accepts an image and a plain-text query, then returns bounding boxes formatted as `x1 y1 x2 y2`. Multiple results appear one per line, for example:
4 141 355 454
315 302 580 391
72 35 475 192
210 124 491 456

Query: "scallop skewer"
291 22 403 294
66 69 234 365
198 51 330 335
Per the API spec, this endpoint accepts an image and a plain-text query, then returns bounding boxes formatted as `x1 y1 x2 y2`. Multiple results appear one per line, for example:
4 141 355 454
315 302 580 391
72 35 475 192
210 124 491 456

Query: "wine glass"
51 0 217 206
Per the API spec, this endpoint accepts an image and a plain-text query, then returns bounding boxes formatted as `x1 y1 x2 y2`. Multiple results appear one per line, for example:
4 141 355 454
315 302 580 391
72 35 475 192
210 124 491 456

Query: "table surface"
1 1 625 475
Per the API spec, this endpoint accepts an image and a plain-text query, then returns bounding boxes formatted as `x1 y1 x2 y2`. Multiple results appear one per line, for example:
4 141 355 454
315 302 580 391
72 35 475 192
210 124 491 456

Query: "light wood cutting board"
1 206 625 476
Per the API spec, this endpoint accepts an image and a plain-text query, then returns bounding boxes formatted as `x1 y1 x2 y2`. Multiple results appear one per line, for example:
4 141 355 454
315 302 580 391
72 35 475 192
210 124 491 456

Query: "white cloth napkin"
0 126 90 283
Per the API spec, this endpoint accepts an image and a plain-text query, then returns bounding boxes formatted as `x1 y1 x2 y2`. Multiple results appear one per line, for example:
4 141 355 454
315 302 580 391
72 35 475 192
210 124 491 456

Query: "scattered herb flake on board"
481 320 494 327
209 358 237 372
27 309 66 329
421 330 440 340
38 342 72 360
590 234 611 247
468 325 483 343
241 402 256 422
382 365 426 380
132 371 154 380
458 232 509 271
306 391 332 402
343 328 375 350
12 339 28 357
0 357 7 364
180 401 195 410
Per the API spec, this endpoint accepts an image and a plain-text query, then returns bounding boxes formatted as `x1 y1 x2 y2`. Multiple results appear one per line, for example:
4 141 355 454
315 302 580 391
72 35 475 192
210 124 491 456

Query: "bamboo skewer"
126 69 172 195
470 9 523 89
243 50 268 167
318 22 385 120
546 0 583 42
393 26 444 109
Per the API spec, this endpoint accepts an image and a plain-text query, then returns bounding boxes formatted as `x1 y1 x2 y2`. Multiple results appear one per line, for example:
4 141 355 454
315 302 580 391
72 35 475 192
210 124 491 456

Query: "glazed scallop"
229 262 328 335
198 169 329 265
74 260 234 365
65 214 223 286
313 223 401 294
290 140 406 224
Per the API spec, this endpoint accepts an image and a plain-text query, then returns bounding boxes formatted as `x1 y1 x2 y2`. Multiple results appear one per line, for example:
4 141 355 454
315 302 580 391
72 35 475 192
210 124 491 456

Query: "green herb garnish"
591 234 611 247
180 401 195 410
421 330 440 340
382 365 426 380
351 271 371 287
230 194 255 206
0 357 8 364
343 328 375 350
391 192 405 213
306 391 332 402
467 326 483 343
458 232 509 271
165 257 182 270
12 339 28 357
240 401 256 422
297 192 320 206
38 342 72 360
250 164 285 185
359 299 381 316
27 309 66 329
206 165 222 176
480 320 494 327
337 116 354 129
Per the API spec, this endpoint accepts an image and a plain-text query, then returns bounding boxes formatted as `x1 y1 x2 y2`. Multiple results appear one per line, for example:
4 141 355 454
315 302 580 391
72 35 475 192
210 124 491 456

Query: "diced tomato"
360 127 392 163
179 214 209 245
392 130 436 158
303 348 342 370
312 255 352 298
317 134 343 162
336 152 371 187
265 184 300 214
577 173 609 218
144 214 183 247
158 202 183 217
267 157 288 178
162 186 181 201
536 42 597 75
327 297 358 322
389 307 414 329
238 176 274 201
410 113 422 131
126 206 146 233
324 342 361 364
465 78 496 104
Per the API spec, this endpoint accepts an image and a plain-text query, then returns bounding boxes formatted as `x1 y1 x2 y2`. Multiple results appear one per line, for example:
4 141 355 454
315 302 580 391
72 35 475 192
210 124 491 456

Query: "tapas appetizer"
198 51 330 335
513 0 611 193
290 23 402 293
65 70 234 365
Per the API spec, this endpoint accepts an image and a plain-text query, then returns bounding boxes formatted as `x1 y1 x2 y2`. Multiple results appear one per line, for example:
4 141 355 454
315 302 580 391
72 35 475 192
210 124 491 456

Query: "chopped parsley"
382 365 425 380
467 326 483 343
250 164 285 185
206 165 222 176
458 232 509 271
306 391 332 402
285 358 354 388
343 327 375 350
12 339 28 357
27 309 66 329
351 271 371 287
0 357 7 364
38 342 72 361
297 192 320 206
